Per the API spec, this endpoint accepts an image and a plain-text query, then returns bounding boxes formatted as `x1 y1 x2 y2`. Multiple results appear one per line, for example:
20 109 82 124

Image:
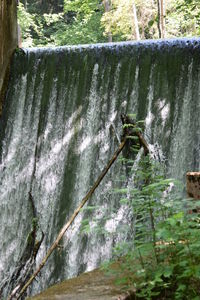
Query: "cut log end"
186 172 200 199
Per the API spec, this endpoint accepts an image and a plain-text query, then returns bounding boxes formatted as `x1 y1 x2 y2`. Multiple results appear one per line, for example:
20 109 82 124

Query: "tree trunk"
157 0 161 38
0 0 18 116
132 0 140 40
157 0 165 38
103 0 112 42
160 0 165 38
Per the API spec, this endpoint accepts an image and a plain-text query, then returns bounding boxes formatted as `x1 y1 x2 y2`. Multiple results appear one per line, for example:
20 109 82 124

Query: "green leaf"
163 266 174 278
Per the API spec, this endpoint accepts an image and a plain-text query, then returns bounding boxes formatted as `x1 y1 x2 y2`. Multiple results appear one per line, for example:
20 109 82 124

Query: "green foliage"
131 207 200 299
64 0 101 15
27 0 106 46
17 0 200 47
106 150 200 299
18 0 106 47
101 0 157 40
79 116 200 299
166 0 200 37
17 2 37 47
101 0 200 40
17 1 58 47
20 0 64 14
63 0 106 45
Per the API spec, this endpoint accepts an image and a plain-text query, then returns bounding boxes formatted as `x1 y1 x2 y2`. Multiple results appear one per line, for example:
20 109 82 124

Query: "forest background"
18 0 200 48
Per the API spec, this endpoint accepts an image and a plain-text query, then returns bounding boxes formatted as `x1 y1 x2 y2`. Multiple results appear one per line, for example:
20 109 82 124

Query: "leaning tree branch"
13 138 128 300
12 119 150 300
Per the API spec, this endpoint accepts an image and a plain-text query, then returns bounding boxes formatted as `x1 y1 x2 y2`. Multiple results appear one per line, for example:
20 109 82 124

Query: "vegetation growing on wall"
107 158 200 299
17 0 200 47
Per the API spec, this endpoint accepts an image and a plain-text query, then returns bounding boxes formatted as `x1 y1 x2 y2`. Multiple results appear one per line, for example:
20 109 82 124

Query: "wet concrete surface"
28 268 134 300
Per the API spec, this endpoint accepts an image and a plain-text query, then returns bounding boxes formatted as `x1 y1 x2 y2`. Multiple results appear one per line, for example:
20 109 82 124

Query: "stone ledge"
28 268 135 300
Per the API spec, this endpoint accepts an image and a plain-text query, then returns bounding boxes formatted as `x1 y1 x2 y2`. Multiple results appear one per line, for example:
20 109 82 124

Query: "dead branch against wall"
12 118 150 300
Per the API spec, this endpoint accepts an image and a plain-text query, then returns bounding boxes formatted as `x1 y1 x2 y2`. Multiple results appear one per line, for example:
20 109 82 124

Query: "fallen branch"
12 116 150 300
13 137 127 300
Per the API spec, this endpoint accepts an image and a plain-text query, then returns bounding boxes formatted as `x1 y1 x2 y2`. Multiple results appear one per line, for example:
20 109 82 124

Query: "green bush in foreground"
106 154 200 300
81 118 200 299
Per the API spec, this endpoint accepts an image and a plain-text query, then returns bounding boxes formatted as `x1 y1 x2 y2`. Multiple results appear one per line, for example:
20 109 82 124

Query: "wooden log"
10 116 150 300
12 138 128 300
186 172 200 199
0 0 18 116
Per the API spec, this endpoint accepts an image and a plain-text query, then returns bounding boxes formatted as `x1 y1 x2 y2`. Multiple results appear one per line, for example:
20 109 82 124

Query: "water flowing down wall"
0 39 200 297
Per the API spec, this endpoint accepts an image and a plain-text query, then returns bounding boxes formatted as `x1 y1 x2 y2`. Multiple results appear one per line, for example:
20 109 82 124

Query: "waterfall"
0 38 200 297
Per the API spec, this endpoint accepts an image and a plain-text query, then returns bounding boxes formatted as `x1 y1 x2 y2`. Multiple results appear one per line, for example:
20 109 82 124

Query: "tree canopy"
17 0 200 47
